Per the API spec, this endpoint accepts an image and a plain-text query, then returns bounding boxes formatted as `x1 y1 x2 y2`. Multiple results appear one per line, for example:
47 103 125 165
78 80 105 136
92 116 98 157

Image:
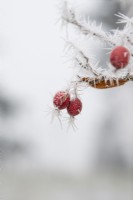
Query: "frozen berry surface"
53 91 70 110
67 98 82 117
110 46 130 69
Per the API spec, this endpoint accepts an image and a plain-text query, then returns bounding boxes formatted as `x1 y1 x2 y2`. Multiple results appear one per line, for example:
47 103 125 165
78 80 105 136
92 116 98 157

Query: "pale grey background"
0 0 133 200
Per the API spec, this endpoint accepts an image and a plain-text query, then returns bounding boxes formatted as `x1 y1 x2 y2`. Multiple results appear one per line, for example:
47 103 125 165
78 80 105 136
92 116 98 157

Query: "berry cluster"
53 91 82 117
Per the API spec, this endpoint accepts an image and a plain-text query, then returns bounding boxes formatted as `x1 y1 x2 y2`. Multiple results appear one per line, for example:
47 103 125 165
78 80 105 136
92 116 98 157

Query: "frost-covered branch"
65 41 101 76
61 1 115 46
50 1 133 127
114 13 133 47
78 72 133 89
65 40 133 90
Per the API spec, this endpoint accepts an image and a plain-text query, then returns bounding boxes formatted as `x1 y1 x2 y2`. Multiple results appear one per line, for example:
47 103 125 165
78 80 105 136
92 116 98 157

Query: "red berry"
110 46 130 69
67 98 82 117
53 91 70 110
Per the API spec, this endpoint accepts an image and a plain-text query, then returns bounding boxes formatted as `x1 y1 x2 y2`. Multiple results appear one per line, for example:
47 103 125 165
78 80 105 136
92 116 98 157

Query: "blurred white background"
0 0 133 200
